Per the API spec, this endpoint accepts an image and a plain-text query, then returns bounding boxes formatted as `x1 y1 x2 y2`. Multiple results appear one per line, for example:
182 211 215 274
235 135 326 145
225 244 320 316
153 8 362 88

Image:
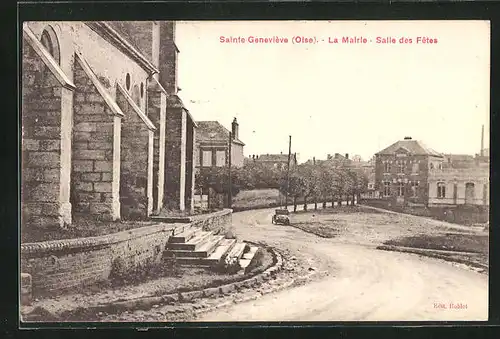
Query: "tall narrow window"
202 150 212 167
216 150 226 167
384 162 391 173
437 182 446 198
40 26 60 64
412 162 419 174
411 181 419 197
397 183 404 197
383 181 391 196
398 161 405 173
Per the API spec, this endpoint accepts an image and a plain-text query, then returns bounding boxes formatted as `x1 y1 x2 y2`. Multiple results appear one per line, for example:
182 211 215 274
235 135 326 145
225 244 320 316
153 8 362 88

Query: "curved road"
198 207 488 321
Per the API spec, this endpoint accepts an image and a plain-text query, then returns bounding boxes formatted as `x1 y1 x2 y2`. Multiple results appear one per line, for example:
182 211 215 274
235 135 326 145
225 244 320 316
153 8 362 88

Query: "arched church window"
40 26 60 64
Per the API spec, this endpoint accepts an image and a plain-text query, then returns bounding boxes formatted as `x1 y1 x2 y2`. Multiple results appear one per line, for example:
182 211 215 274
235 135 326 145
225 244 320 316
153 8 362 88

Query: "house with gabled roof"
374 136 445 206
195 118 245 170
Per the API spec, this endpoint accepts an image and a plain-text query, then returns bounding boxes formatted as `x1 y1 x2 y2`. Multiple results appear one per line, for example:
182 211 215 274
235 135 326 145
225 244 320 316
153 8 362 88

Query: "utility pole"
285 135 292 210
228 132 232 208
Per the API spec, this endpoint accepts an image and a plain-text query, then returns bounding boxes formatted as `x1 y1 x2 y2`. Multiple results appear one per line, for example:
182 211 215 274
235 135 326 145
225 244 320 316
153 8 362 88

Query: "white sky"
176 21 490 162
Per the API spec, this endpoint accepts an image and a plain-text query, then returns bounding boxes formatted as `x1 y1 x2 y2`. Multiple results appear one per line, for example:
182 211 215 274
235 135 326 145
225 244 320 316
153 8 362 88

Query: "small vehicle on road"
272 209 290 225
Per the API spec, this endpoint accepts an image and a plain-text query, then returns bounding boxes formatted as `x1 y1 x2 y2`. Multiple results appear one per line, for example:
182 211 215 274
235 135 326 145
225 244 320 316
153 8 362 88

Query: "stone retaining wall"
21 209 233 298
21 223 178 297
191 209 232 234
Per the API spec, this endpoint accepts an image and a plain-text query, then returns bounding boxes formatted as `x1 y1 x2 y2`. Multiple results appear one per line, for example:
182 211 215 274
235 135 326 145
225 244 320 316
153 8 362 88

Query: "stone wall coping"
153 209 232 223
116 82 156 131
22 25 76 91
75 51 125 118
190 208 232 222
21 223 182 256
85 21 159 76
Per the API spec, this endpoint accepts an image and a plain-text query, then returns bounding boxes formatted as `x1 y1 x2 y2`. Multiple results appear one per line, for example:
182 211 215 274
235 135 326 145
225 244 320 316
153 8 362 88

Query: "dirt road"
197 206 488 321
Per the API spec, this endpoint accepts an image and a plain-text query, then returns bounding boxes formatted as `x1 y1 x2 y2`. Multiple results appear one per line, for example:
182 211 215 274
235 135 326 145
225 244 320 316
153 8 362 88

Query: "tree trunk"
331 196 335 208
322 199 327 209
314 196 318 210
304 196 308 211
338 199 342 207
352 194 356 205
293 196 297 212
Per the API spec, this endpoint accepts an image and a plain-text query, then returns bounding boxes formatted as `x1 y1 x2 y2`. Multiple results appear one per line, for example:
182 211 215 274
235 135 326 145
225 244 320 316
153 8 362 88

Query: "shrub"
214 254 241 275
224 227 237 239
109 254 180 286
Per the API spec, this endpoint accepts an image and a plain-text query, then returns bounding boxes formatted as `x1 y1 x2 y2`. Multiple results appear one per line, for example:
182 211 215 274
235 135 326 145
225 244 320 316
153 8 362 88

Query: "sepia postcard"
19 20 489 324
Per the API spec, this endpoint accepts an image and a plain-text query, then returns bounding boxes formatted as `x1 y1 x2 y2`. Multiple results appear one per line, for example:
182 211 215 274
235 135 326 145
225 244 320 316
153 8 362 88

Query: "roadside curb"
192 269 318 318
377 244 488 271
23 245 286 321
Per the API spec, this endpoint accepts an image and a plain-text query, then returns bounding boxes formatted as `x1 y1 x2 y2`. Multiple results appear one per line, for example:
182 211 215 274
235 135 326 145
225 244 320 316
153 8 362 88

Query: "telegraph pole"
285 135 292 210
228 132 232 208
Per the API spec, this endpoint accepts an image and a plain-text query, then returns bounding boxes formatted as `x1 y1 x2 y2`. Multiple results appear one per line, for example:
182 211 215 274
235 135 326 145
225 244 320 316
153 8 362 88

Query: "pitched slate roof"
376 139 443 157
196 121 245 146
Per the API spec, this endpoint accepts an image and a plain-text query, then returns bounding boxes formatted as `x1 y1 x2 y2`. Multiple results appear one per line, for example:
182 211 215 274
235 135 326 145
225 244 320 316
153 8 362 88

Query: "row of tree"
195 160 369 211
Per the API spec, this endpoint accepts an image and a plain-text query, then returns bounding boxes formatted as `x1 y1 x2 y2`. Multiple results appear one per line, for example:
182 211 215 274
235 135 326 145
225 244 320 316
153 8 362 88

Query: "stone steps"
175 239 237 266
167 235 225 258
239 246 260 274
169 226 203 243
163 225 262 273
226 242 247 262
166 230 213 251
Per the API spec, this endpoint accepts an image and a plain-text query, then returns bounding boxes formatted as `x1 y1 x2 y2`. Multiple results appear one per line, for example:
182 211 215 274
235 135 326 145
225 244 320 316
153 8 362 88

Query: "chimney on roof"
345 153 349 159
481 125 484 157
404 136 412 140
231 118 238 140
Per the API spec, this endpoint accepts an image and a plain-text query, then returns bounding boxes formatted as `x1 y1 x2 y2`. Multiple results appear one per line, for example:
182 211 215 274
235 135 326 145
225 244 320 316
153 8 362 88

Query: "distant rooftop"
256 153 290 162
196 121 245 146
376 138 442 157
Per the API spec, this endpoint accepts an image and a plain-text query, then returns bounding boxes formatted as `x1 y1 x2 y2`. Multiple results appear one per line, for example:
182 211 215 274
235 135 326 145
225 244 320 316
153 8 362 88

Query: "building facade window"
397 160 405 173
40 26 60 64
126 73 131 90
216 150 226 167
411 181 419 197
202 150 212 167
430 163 434 170
412 162 419 174
384 162 391 173
437 182 446 198
397 182 404 197
383 181 391 197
